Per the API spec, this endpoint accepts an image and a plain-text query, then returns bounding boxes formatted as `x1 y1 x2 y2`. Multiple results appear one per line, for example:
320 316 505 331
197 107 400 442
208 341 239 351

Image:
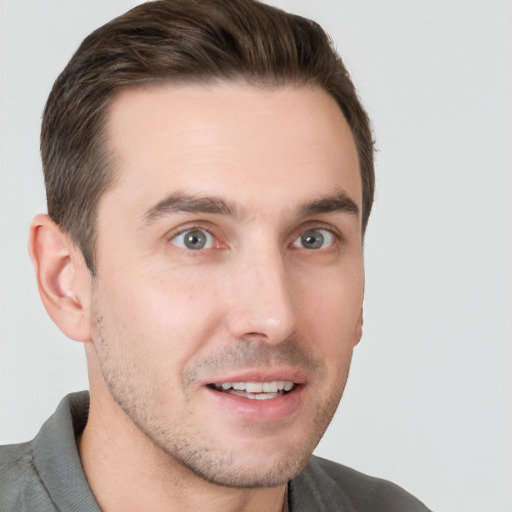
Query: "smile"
210 381 295 400
205 377 304 422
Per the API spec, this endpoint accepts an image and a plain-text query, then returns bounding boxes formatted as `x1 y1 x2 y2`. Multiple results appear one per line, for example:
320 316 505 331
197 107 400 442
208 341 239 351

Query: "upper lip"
203 368 307 386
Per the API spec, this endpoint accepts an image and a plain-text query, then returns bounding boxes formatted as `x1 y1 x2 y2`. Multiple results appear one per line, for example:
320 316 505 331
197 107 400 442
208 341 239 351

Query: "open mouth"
208 381 296 400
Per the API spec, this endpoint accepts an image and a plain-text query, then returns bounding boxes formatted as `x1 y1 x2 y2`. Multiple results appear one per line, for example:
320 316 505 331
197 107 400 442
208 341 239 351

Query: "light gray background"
1 1 511 511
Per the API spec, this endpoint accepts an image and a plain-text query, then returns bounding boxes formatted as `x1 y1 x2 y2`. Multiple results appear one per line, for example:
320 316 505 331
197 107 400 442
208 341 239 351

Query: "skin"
30 83 364 512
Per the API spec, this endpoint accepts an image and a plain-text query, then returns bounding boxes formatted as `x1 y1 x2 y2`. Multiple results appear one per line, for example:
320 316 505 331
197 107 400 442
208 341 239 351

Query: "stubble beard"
91 311 352 489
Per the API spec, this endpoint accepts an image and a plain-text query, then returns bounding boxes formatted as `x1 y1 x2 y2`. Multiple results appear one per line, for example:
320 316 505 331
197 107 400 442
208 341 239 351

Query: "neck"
78 390 288 512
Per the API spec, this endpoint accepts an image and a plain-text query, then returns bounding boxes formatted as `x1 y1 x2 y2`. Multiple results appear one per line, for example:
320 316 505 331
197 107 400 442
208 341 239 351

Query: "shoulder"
1 392 99 512
0 441 55 511
289 455 432 512
0 441 36 491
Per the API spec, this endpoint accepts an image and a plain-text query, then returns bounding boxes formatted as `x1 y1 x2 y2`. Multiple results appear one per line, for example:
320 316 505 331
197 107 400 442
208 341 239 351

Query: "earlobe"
28 214 92 342
353 306 363 347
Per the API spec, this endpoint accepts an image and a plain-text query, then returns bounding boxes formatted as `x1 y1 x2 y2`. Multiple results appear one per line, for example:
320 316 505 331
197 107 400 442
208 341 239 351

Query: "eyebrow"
143 189 359 225
297 190 359 218
143 193 242 224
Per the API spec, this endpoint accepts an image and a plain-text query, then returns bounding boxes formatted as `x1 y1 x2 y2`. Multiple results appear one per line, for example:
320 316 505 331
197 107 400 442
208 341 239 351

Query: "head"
32 0 374 491
41 0 374 275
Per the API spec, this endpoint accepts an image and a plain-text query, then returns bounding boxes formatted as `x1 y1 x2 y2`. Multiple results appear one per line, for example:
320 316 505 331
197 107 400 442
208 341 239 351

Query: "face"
87 83 364 487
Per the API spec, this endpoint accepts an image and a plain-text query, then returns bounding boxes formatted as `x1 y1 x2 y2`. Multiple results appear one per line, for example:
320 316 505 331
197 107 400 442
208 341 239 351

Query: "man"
0 1 430 510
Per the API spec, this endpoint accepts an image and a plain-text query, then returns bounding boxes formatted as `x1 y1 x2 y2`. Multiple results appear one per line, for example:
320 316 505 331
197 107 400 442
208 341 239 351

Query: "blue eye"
293 229 334 250
171 229 214 250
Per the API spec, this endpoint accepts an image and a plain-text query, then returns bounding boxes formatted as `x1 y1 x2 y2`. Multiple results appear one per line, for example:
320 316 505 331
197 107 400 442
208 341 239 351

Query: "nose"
225 248 297 344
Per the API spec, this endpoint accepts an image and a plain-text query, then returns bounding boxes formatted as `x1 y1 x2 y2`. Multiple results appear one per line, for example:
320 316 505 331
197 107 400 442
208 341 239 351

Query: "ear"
28 214 92 342
353 306 363 347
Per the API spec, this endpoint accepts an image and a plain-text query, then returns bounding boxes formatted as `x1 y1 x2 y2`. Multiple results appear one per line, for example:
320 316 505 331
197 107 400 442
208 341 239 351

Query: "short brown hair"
41 0 375 273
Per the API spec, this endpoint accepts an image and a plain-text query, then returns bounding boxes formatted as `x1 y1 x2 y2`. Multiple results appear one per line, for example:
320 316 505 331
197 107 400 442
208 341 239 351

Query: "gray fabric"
0 392 431 511
289 456 431 511
0 392 100 512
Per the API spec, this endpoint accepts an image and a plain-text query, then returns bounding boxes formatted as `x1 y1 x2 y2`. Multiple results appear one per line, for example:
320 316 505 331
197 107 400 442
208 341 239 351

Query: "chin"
175 443 313 488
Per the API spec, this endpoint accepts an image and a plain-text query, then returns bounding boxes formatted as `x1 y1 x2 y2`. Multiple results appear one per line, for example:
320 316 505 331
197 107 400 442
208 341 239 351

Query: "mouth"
204 374 305 422
208 380 296 400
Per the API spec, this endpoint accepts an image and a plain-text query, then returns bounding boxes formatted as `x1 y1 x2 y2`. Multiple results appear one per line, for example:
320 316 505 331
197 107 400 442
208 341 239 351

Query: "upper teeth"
217 381 294 393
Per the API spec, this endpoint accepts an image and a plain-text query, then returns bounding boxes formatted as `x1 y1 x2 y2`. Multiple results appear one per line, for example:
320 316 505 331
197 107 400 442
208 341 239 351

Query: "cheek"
92 268 226 369
298 267 363 340
294 270 363 390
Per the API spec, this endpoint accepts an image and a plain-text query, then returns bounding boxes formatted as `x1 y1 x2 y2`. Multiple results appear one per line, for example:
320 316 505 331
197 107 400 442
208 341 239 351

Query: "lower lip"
204 385 304 423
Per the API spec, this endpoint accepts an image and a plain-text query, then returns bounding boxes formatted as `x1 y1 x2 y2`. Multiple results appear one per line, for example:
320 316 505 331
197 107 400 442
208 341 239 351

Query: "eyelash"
167 223 222 254
290 223 342 252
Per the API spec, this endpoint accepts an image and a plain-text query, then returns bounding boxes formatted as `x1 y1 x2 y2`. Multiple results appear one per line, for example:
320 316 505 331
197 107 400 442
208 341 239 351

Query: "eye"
293 228 335 250
171 229 214 250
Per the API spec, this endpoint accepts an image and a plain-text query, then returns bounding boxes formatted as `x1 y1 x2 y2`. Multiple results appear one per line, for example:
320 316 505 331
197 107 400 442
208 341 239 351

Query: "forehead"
102 82 361 217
